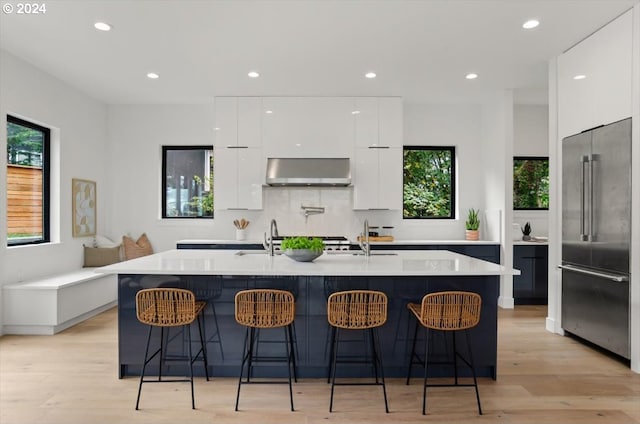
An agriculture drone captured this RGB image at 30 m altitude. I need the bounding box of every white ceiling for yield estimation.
[1,0,637,106]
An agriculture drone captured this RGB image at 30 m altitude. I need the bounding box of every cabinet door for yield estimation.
[238,97,262,148]
[513,246,534,298]
[378,97,403,147]
[354,97,378,148]
[213,147,238,209]
[557,42,596,139]
[214,97,238,147]
[262,97,354,158]
[237,148,263,209]
[353,148,379,209]
[214,148,263,210]
[533,246,549,299]
[592,10,632,127]
[377,148,402,209]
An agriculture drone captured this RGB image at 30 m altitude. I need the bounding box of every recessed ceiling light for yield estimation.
[465,73,478,80]
[522,19,540,29]
[248,71,260,78]
[146,72,159,79]
[94,22,112,31]
[265,110,273,114]
[352,110,361,115]
[214,127,220,131]
[573,74,587,80]
[365,72,377,79]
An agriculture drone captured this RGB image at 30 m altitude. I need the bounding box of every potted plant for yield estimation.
[521,222,532,241]
[280,236,325,262]
[465,209,480,241]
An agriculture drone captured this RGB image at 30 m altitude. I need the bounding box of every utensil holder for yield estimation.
[236,229,246,241]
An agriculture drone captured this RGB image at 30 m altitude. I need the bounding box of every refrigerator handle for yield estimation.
[580,155,588,241]
[558,264,628,282]
[588,154,595,241]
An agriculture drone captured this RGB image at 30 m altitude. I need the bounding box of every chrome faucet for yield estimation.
[358,219,371,256]
[266,218,279,256]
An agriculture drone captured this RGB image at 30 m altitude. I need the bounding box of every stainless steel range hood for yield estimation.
[266,158,351,186]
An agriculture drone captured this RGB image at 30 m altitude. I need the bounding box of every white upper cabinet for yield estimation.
[557,10,632,139]
[378,97,403,147]
[354,97,403,148]
[214,97,262,147]
[354,97,379,147]
[237,97,263,147]
[353,147,402,210]
[262,97,354,158]
[214,147,263,210]
[214,97,237,147]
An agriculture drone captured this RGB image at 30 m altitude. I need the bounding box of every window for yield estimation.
[403,146,455,219]
[513,156,549,210]
[6,115,50,246]
[162,146,214,218]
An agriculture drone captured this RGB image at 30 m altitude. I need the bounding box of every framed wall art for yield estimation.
[72,178,96,237]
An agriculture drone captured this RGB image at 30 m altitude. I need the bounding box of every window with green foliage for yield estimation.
[513,157,549,210]
[7,115,50,246]
[403,146,455,219]
[162,146,214,218]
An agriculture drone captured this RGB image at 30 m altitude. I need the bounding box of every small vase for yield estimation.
[465,230,479,241]
[522,235,531,241]
[236,229,246,241]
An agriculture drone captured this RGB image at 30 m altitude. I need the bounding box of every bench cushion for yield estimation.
[83,245,121,267]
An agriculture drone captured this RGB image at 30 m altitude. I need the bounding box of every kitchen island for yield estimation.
[97,249,518,380]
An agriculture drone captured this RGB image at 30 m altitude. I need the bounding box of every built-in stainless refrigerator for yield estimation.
[561,117,631,359]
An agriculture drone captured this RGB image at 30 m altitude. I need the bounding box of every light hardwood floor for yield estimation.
[1,306,638,424]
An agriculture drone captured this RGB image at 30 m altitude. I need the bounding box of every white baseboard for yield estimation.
[498,295,514,309]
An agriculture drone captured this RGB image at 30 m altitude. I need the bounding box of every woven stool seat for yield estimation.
[327,290,389,413]
[134,288,209,410]
[234,289,296,412]
[406,290,483,415]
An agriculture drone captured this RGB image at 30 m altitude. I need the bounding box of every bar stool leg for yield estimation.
[406,317,420,385]
[372,327,389,413]
[186,323,195,409]
[196,314,210,381]
[284,326,295,411]
[235,327,250,411]
[135,325,154,410]
[329,327,340,412]
[326,325,336,383]
[209,301,225,360]
[422,327,430,415]
[287,324,298,382]
[452,331,459,385]
[465,329,483,415]
[369,329,379,383]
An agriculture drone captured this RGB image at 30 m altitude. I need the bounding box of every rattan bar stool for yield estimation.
[134,288,209,410]
[406,291,483,415]
[234,289,296,412]
[327,290,389,413]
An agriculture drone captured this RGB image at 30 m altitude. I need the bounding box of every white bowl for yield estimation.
[282,249,323,262]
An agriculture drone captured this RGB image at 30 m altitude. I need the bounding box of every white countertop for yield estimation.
[176,239,500,245]
[513,240,549,246]
[97,249,519,277]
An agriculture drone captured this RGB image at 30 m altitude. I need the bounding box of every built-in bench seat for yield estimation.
[2,269,117,335]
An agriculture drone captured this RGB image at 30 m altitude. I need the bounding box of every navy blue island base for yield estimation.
[117,273,499,380]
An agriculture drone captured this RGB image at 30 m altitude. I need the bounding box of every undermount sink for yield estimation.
[234,250,271,256]
[326,251,398,256]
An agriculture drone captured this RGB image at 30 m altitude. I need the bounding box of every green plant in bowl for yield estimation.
[281,237,324,262]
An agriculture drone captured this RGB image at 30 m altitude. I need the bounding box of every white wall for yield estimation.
[0,50,109,333]
[513,104,550,237]
[107,101,493,250]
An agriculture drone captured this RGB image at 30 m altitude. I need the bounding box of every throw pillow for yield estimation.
[83,245,121,267]
[123,233,153,260]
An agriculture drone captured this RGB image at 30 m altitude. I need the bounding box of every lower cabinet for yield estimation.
[513,244,548,305]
